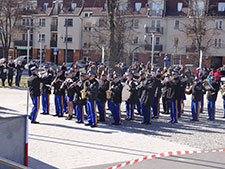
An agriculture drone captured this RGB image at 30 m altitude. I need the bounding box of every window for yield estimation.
[155,37,160,45]
[84,26,91,32]
[39,18,46,26]
[151,20,156,28]
[65,19,73,27]
[193,1,204,15]
[174,38,179,47]
[215,39,222,48]
[64,35,72,42]
[22,34,26,41]
[216,20,223,29]
[156,20,160,28]
[38,33,45,42]
[133,53,139,62]
[22,19,26,26]
[43,3,49,11]
[71,3,77,10]
[121,3,127,10]
[31,19,33,26]
[132,19,139,28]
[218,2,225,12]
[177,2,183,12]
[103,3,107,11]
[99,18,105,27]
[84,12,92,17]
[152,2,162,15]
[135,3,142,12]
[175,20,179,29]
[83,43,90,48]
[133,37,138,44]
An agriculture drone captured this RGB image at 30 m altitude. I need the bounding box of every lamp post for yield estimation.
[27,28,30,64]
[65,19,68,63]
[151,33,155,67]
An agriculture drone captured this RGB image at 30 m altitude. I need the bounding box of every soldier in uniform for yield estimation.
[7,60,15,87]
[161,74,170,114]
[72,72,86,123]
[178,74,188,117]
[61,71,75,120]
[166,71,180,123]
[96,71,109,122]
[190,77,204,121]
[28,67,42,124]
[107,68,114,113]
[136,71,146,115]
[140,73,156,124]
[85,72,99,127]
[110,74,123,125]
[125,72,138,120]
[152,69,162,119]
[15,61,24,87]
[207,76,220,120]
[41,66,52,115]
[51,69,65,117]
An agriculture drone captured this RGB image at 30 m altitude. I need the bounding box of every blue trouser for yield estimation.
[177,99,181,118]
[191,101,200,120]
[63,95,68,113]
[76,105,84,123]
[30,96,40,123]
[152,98,160,118]
[169,100,178,122]
[126,103,134,120]
[208,100,216,120]
[86,100,97,126]
[42,94,50,114]
[143,105,152,123]
[73,103,77,116]
[224,99,225,117]
[15,74,22,86]
[111,103,121,124]
[54,95,64,116]
[108,99,113,114]
[96,101,106,121]
[136,98,143,115]
[200,95,204,113]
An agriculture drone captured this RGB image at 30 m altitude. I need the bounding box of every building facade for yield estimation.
[11,0,225,68]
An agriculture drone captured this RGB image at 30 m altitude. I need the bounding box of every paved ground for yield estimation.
[0,87,225,169]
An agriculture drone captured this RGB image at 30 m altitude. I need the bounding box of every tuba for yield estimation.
[202,79,213,90]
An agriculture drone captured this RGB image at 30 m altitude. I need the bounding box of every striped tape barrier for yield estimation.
[108,148,225,169]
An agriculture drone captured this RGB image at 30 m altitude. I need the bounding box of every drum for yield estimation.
[122,83,131,101]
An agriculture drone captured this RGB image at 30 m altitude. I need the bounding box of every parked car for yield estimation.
[76,60,86,68]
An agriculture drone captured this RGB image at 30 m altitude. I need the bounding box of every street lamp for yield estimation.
[151,33,155,67]
[27,28,30,64]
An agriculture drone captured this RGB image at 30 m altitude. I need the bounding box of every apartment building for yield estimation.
[11,0,225,68]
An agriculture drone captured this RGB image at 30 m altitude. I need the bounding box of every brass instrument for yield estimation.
[81,82,86,99]
[202,79,213,90]
[185,86,193,95]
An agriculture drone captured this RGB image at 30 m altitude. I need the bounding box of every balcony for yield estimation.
[51,24,58,32]
[14,40,33,47]
[145,27,163,34]
[145,44,163,51]
[50,40,57,48]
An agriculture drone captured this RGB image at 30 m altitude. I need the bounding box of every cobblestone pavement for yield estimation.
[0,87,225,169]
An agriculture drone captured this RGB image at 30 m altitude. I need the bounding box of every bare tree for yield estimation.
[0,0,30,59]
[91,1,138,67]
[178,0,219,64]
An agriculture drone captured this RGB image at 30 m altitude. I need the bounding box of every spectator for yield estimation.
[15,61,24,87]
[7,59,15,87]
[28,60,38,76]
[0,61,8,87]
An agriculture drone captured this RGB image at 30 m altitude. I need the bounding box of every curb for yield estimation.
[108,148,225,169]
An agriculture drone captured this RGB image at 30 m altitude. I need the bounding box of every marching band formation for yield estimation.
[26,62,225,126]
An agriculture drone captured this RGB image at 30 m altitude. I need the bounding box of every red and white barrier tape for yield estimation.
[108,148,225,169]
